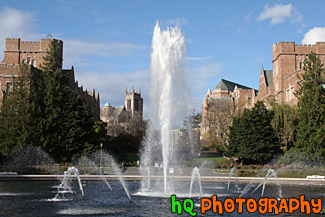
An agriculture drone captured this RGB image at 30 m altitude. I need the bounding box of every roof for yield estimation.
[214,79,254,91]
[264,70,273,87]
[104,102,111,107]
[112,106,124,119]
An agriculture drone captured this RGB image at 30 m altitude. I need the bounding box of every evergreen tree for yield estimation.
[226,101,282,164]
[29,39,98,162]
[270,100,298,151]
[294,53,325,160]
[0,64,31,157]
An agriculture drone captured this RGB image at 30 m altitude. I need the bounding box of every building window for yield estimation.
[134,100,139,111]
[127,100,131,110]
[32,59,36,67]
[299,62,303,69]
[6,82,13,94]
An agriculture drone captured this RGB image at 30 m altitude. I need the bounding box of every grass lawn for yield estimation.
[187,156,231,168]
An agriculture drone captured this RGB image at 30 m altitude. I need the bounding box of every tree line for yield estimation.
[0,39,106,163]
[203,53,325,165]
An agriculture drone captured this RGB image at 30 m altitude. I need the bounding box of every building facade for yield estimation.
[100,88,143,136]
[200,79,257,137]
[256,41,325,107]
[200,41,325,143]
[0,38,100,119]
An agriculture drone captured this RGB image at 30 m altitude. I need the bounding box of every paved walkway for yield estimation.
[122,167,228,177]
[0,166,324,185]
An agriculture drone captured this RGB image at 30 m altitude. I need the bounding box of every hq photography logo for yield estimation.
[170,195,322,216]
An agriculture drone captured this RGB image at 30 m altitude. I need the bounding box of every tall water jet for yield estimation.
[189,167,202,198]
[251,169,283,199]
[54,166,84,200]
[227,167,239,191]
[108,155,132,202]
[140,21,190,195]
[77,155,112,191]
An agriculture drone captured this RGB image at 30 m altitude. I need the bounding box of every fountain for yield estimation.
[140,21,191,195]
[52,153,131,202]
[86,151,131,202]
[54,166,84,200]
[77,155,113,191]
[189,167,202,198]
[251,169,283,199]
[227,167,239,191]
[0,21,324,217]
[106,154,132,202]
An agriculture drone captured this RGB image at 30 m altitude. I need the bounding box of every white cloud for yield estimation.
[0,7,43,60]
[238,27,248,33]
[257,4,302,25]
[190,63,224,76]
[0,7,37,37]
[188,62,224,111]
[63,39,144,67]
[298,24,308,35]
[223,21,232,27]
[75,68,149,108]
[0,7,147,112]
[61,39,147,110]
[244,12,254,23]
[301,27,325,44]
[187,56,211,61]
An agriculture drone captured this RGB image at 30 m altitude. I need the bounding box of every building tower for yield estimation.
[124,88,143,121]
[0,38,100,120]
[2,38,63,67]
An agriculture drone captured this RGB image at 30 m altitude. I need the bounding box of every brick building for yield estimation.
[0,38,100,119]
[200,41,325,142]
[256,41,325,107]
[200,79,257,137]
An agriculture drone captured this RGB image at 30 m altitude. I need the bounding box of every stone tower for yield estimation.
[2,38,63,67]
[0,38,100,120]
[256,41,325,106]
[124,88,143,121]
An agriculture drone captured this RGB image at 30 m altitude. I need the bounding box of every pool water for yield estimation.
[0,181,323,217]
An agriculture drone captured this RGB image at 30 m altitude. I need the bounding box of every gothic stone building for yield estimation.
[0,38,100,119]
[200,79,257,137]
[200,41,325,140]
[100,88,143,136]
[256,41,325,107]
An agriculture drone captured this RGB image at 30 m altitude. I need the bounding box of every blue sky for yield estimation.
[0,0,325,116]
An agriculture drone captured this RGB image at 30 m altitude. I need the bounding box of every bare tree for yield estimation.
[201,99,237,152]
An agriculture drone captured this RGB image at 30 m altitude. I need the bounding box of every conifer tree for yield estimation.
[29,39,97,162]
[0,64,31,157]
[294,53,325,160]
[226,101,282,164]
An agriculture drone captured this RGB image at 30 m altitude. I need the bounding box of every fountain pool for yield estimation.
[0,180,324,216]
